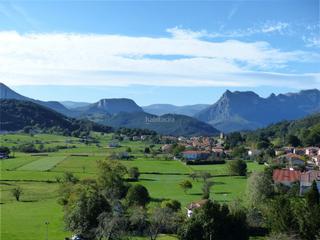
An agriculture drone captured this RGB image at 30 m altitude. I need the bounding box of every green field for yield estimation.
[0,133,265,240]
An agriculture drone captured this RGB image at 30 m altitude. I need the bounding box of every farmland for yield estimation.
[0,133,265,240]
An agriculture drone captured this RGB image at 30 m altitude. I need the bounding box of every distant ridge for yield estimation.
[143,104,209,117]
[0,83,75,117]
[87,111,219,136]
[77,98,143,115]
[195,89,320,132]
[2,82,319,134]
[0,99,112,134]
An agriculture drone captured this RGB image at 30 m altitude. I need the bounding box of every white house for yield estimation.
[187,199,208,217]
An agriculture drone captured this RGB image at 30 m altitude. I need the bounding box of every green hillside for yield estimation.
[0,99,113,136]
[245,113,320,146]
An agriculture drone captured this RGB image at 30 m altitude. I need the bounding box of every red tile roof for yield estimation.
[273,169,301,183]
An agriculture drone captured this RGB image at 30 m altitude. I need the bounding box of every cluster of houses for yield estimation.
[161,135,229,162]
[274,146,320,168]
[272,146,320,194]
[273,169,320,194]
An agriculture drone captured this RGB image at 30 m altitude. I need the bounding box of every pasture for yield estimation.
[0,133,265,240]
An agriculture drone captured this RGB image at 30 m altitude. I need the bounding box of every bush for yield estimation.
[161,200,181,212]
[228,160,247,176]
[11,186,23,201]
[179,180,192,194]
[128,167,140,181]
[126,184,150,207]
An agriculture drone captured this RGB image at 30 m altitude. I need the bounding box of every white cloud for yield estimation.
[303,36,320,48]
[167,22,291,40]
[0,30,319,88]
[260,22,289,34]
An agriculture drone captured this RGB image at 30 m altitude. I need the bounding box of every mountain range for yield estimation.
[196,89,320,132]
[0,83,74,117]
[0,83,219,136]
[1,83,319,134]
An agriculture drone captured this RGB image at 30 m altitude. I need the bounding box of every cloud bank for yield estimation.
[0,30,319,88]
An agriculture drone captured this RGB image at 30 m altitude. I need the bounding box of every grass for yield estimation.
[1,199,69,240]
[0,133,266,240]
[17,156,67,171]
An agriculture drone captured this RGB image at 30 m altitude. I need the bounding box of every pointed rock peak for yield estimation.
[224,89,232,95]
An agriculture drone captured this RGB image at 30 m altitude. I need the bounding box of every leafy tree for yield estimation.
[287,135,301,147]
[304,123,320,146]
[179,180,192,194]
[257,139,271,150]
[198,171,212,182]
[63,172,79,184]
[306,181,320,207]
[231,146,247,158]
[161,200,181,212]
[126,184,150,207]
[96,211,128,240]
[149,207,177,240]
[171,144,186,156]
[97,160,129,199]
[11,186,23,201]
[228,160,247,176]
[189,172,198,181]
[225,132,244,148]
[178,200,248,240]
[202,181,213,199]
[64,185,111,238]
[247,171,274,206]
[144,147,150,154]
[0,146,10,156]
[291,199,320,240]
[128,167,140,181]
[266,196,297,234]
[128,206,148,235]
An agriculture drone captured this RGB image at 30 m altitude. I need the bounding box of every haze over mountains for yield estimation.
[142,104,210,117]
[1,83,319,134]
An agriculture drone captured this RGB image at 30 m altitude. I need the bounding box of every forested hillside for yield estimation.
[0,99,113,136]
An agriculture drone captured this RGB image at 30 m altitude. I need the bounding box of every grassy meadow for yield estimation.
[0,133,265,240]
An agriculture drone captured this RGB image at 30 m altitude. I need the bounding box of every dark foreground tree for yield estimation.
[178,200,248,240]
[149,207,178,240]
[306,180,320,207]
[64,185,111,238]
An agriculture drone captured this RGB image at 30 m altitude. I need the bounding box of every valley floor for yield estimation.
[0,133,265,240]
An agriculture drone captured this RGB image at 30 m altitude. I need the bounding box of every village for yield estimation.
[108,131,320,198]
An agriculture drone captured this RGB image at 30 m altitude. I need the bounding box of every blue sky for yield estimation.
[0,0,319,105]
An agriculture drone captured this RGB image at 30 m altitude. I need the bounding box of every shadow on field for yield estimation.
[189,193,202,196]
[21,200,38,203]
[214,191,230,195]
[150,197,170,203]
[139,178,156,181]
[212,181,225,185]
